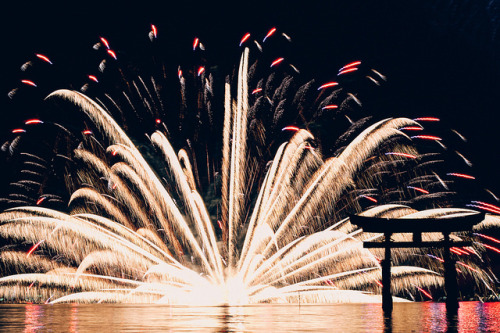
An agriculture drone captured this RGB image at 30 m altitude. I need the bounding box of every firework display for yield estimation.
[0,26,498,305]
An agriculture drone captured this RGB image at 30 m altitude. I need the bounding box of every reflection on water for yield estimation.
[0,302,499,332]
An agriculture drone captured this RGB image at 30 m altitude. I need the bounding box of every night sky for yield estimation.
[1,0,499,191]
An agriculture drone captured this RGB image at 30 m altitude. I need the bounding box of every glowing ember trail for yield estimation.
[340,61,361,70]
[151,25,158,38]
[338,68,358,75]
[88,75,98,83]
[36,54,53,64]
[318,82,339,90]
[475,233,500,244]
[27,240,45,257]
[107,50,117,60]
[413,117,440,122]
[100,37,110,49]
[240,33,251,46]
[385,152,417,159]
[21,80,37,87]
[457,262,479,273]
[471,201,500,214]
[427,254,445,263]
[467,204,500,214]
[25,119,44,125]
[400,126,423,131]
[481,243,500,254]
[281,126,300,131]
[411,135,442,141]
[270,58,284,67]
[416,287,433,300]
[447,173,475,180]
[407,186,429,194]
[360,195,378,203]
[197,66,205,76]
[263,27,277,42]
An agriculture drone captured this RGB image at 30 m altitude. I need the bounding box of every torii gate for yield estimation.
[350,211,485,315]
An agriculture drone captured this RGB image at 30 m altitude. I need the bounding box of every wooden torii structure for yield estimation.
[350,211,485,315]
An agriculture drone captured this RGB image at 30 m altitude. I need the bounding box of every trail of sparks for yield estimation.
[263,27,277,42]
[107,50,117,60]
[447,173,475,180]
[340,61,361,70]
[318,82,339,90]
[151,25,158,38]
[480,243,500,254]
[407,186,429,194]
[270,58,284,67]
[400,126,423,131]
[100,37,110,49]
[457,261,479,273]
[240,33,251,46]
[27,240,45,257]
[416,286,433,300]
[36,54,52,64]
[413,117,440,122]
[338,68,358,75]
[411,135,442,141]
[475,233,500,244]
[88,75,99,83]
[21,80,37,87]
[25,119,43,125]
[385,152,417,159]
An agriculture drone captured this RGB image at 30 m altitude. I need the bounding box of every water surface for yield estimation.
[0,301,499,332]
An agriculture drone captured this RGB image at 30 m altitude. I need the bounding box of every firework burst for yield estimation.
[0,25,499,305]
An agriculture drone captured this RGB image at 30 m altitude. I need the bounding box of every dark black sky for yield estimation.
[1,0,500,190]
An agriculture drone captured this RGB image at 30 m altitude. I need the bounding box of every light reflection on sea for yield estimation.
[0,301,499,332]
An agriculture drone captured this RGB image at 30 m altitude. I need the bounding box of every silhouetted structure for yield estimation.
[350,212,485,315]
